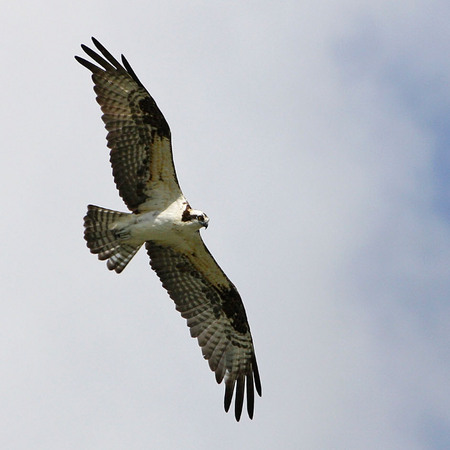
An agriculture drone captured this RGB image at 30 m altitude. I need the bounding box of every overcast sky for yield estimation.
[1,1,449,449]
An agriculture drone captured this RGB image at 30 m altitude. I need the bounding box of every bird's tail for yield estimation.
[83,204,141,273]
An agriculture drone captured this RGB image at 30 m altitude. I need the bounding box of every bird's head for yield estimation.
[182,208,209,229]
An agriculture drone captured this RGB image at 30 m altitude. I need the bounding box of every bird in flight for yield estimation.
[76,38,261,421]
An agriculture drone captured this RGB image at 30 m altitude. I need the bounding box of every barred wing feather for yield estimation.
[146,238,261,420]
[76,38,181,212]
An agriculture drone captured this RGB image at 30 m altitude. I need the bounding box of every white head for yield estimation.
[182,207,209,229]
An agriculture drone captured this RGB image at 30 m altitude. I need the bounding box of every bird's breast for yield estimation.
[123,208,190,245]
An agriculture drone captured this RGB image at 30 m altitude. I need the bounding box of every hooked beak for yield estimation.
[201,217,209,229]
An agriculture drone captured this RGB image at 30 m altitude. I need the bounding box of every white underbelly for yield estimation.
[126,211,177,242]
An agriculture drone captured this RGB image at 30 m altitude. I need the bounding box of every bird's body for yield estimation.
[102,199,205,247]
[76,38,261,421]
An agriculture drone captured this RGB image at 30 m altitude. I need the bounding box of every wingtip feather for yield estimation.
[246,372,255,419]
[234,375,245,421]
[252,353,262,397]
[224,381,234,413]
[121,54,144,87]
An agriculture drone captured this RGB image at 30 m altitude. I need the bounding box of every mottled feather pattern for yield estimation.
[75,39,178,212]
[146,241,261,420]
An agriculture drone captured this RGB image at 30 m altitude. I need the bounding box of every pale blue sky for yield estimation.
[1,1,449,449]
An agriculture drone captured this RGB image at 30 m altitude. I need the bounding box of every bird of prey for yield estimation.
[76,38,261,421]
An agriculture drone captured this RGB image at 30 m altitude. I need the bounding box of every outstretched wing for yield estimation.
[76,38,181,212]
[146,237,262,421]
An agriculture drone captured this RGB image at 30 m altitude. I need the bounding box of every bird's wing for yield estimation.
[146,236,262,421]
[76,38,181,212]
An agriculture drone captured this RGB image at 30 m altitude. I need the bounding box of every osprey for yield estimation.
[76,38,261,421]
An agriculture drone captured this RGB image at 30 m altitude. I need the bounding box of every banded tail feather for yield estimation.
[83,205,141,273]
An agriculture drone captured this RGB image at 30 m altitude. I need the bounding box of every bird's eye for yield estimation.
[198,215,204,222]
